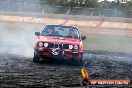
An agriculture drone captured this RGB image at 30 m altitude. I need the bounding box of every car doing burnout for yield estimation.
[34,25,86,63]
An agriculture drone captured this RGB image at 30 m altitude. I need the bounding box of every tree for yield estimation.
[39,0,98,7]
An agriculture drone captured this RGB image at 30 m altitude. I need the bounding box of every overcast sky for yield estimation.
[98,0,115,2]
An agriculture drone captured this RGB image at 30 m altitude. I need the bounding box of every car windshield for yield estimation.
[41,25,80,39]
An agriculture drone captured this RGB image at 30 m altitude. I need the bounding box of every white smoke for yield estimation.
[0,22,44,57]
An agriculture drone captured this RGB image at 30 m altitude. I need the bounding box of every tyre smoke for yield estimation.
[0,22,43,57]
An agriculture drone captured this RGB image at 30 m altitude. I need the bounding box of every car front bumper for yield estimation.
[34,48,83,60]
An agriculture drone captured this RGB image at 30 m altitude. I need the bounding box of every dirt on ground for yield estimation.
[0,51,132,88]
[0,21,132,88]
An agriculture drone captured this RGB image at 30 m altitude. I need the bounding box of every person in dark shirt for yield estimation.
[42,28,58,36]
[47,28,55,35]
[67,29,76,38]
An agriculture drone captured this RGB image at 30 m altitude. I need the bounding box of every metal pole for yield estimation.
[42,8,45,15]
[50,7,52,13]
[115,7,117,16]
[66,6,70,15]
[91,11,93,16]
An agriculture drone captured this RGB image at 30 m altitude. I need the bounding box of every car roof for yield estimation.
[46,24,78,30]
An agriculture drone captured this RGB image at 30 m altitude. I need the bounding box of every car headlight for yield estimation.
[44,43,48,47]
[74,45,79,50]
[69,45,73,49]
[38,42,43,47]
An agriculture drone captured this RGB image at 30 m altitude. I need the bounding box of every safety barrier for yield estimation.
[0,15,132,30]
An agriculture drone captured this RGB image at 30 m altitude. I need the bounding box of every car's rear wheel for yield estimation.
[33,52,40,63]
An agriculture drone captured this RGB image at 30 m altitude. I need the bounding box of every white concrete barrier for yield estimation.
[0,15,132,30]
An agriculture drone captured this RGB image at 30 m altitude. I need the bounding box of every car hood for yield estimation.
[36,36,81,45]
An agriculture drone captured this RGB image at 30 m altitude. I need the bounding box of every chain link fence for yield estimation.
[0,0,132,18]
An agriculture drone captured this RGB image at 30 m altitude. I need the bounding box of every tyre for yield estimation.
[79,59,83,65]
[33,52,40,63]
[77,59,83,66]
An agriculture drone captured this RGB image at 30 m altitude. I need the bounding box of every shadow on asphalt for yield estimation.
[35,58,83,67]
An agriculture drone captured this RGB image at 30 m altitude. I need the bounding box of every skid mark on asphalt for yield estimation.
[0,53,132,88]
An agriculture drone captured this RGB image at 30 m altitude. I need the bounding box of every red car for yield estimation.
[34,25,86,63]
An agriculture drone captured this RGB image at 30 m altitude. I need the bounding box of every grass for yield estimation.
[83,33,132,53]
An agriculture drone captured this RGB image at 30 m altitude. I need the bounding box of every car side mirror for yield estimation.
[35,32,40,36]
[81,36,86,40]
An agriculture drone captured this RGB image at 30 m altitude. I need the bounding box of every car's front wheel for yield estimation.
[33,52,40,63]
[78,59,83,65]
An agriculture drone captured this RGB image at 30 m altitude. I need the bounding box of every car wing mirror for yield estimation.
[81,35,86,40]
[35,32,40,36]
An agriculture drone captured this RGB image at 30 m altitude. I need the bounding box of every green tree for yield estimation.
[39,0,98,7]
